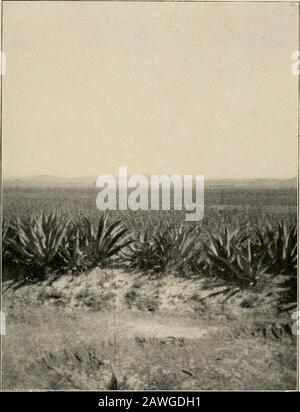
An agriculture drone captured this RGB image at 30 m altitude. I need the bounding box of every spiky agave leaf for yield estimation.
[120,222,172,273]
[94,215,133,265]
[255,222,297,309]
[120,222,201,275]
[256,222,297,276]
[204,226,267,293]
[235,240,268,285]
[8,211,70,279]
[58,217,95,274]
[205,226,238,272]
[2,219,13,264]
[120,224,166,272]
[161,223,203,274]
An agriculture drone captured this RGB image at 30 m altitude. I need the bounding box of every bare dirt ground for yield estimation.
[2,268,297,390]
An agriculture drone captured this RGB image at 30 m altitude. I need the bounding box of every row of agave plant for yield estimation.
[2,211,297,306]
[2,212,132,280]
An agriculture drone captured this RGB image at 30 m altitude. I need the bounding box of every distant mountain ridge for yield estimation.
[3,175,297,189]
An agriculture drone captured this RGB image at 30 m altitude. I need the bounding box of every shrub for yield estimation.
[255,222,297,308]
[94,215,132,265]
[120,222,202,275]
[255,222,297,277]
[58,217,95,274]
[59,215,132,273]
[8,212,69,280]
[203,226,268,298]
[2,219,13,265]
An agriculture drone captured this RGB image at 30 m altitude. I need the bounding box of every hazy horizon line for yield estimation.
[3,174,297,181]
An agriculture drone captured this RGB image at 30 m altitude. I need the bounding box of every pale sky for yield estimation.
[2,1,298,179]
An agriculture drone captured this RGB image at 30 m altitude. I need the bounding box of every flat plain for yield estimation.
[1,183,297,390]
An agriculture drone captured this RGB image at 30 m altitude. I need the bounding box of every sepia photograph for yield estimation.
[0,0,298,393]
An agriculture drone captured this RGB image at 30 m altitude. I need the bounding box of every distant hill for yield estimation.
[205,178,297,189]
[3,175,97,188]
[3,175,297,190]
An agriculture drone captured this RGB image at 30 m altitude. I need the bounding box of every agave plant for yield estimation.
[205,226,239,278]
[154,223,202,274]
[59,215,132,272]
[8,211,69,279]
[121,222,200,275]
[93,215,133,265]
[204,226,266,291]
[2,219,12,264]
[58,217,95,274]
[255,222,297,308]
[235,239,268,285]
[255,222,297,276]
[121,224,169,273]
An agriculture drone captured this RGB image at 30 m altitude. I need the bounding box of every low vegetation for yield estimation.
[2,210,297,309]
[2,187,297,390]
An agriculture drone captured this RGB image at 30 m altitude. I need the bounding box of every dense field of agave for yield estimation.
[2,186,297,310]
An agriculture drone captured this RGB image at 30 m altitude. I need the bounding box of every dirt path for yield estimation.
[1,269,297,390]
[2,301,296,391]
